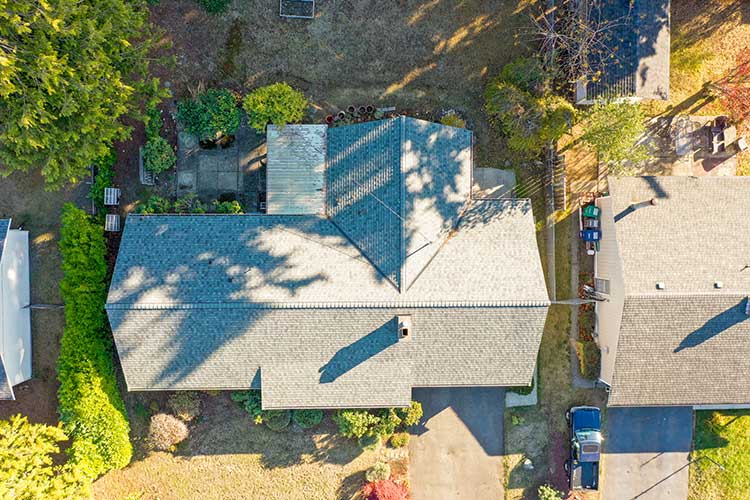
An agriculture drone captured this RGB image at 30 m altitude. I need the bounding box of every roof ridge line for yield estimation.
[105,299,552,310]
[628,291,750,298]
[398,114,406,294]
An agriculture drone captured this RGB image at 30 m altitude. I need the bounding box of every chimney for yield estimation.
[397,315,412,340]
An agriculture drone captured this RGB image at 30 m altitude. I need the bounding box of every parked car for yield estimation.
[565,406,601,491]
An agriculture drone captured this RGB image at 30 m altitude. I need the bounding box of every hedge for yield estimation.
[58,204,132,478]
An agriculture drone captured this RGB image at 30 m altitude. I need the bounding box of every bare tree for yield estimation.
[526,0,634,84]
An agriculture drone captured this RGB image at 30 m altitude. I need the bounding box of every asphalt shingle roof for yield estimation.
[606,176,750,406]
[585,0,670,101]
[107,120,548,408]
[609,295,750,406]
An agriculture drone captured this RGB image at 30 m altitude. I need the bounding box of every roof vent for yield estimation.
[656,282,666,290]
[631,198,659,211]
[714,281,723,289]
[398,315,412,340]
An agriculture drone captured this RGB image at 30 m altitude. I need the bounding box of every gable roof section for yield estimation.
[266,124,326,215]
[606,176,750,406]
[584,0,670,101]
[609,295,750,406]
[609,176,750,295]
[0,220,13,400]
[325,117,472,291]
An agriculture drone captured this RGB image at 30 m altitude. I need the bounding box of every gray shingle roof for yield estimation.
[584,0,670,101]
[326,117,473,290]
[107,306,547,407]
[609,176,750,295]
[606,176,750,406]
[609,295,750,406]
[108,120,548,409]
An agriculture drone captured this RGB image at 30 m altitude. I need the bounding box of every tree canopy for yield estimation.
[0,0,160,189]
[579,100,649,171]
[0,415,88,499]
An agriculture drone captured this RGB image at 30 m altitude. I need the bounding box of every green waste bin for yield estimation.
[582,205,600,218]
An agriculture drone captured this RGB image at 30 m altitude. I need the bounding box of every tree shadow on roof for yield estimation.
[674,298,747,353]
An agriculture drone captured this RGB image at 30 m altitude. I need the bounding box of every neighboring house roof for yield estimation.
[605,177,750,406]
[0,219,13,401]
[0,219,31,401]
[107,119,549,409]
[579,0,670,102]
[266,124,326,215]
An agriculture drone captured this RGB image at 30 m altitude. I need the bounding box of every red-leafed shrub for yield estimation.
[362,480,409,500]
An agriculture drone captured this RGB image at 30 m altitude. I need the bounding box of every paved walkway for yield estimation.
[410,387,505,500]
[602,407,692,500]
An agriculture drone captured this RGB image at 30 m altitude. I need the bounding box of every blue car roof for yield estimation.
[572,407,601,431]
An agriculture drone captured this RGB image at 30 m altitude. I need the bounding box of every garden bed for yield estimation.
[576,273,601,381]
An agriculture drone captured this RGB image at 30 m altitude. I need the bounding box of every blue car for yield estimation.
[565,406,601,490]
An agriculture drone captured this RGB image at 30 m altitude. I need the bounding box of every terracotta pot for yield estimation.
[325,115,335,124]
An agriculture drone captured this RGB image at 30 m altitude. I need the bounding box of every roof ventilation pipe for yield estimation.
[630,198,659,211]
[397,315,412,340]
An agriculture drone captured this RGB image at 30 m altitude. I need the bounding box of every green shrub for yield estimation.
[358,433,381,451]
[58,204,132,477]
[396,401,422,427]
[210,200,244,214]
[538,484,564,500]
[167,392,202,422]
[576,340,601,380]
[136,195,172,214]
[148,414,188,451]
[292,409,324,429]
[373,408,402,437]
[196,0,230,14]
[509,372,535,396]
[231,390,263,424]
[243,83,307,132]
[365,462,391,482]
[264,410,292,432]
[173,193,206,213]
[143,136,176,174]
[145,104,163,140]
[333,410,381,439]
[389,432,410,448]
[89,150,116,212]
[177,88,240,141]
[498,57,548,96]
[440,112,466,128]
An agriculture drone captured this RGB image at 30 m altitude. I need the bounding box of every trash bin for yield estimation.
[582,205,600,218]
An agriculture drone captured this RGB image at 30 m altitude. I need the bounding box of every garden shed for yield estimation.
[0,219,31,400]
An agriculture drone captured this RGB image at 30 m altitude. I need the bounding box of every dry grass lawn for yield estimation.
[93,393,385,500]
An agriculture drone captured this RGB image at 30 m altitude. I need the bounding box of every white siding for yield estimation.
[594,196,624,385]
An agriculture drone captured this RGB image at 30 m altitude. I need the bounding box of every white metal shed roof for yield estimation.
[266,124,326,215]
[0,221,31,400]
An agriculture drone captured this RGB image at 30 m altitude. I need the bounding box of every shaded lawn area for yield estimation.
[92,393,380,500]
[504,212,606,500]
[149,0,536,166]
[690,410,750,500]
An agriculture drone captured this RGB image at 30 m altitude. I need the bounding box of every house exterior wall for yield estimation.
[0,230,32,386]
[594,196,624,385]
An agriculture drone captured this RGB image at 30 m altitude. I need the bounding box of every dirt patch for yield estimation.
[147,0,533,166]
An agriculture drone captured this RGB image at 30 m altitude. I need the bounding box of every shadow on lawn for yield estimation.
[172,394,363,468]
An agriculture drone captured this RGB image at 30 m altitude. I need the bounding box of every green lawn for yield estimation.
[690,410,750,500]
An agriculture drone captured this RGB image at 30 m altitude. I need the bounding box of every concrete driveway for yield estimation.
[602,407,693,500]
[409,387,504,500]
